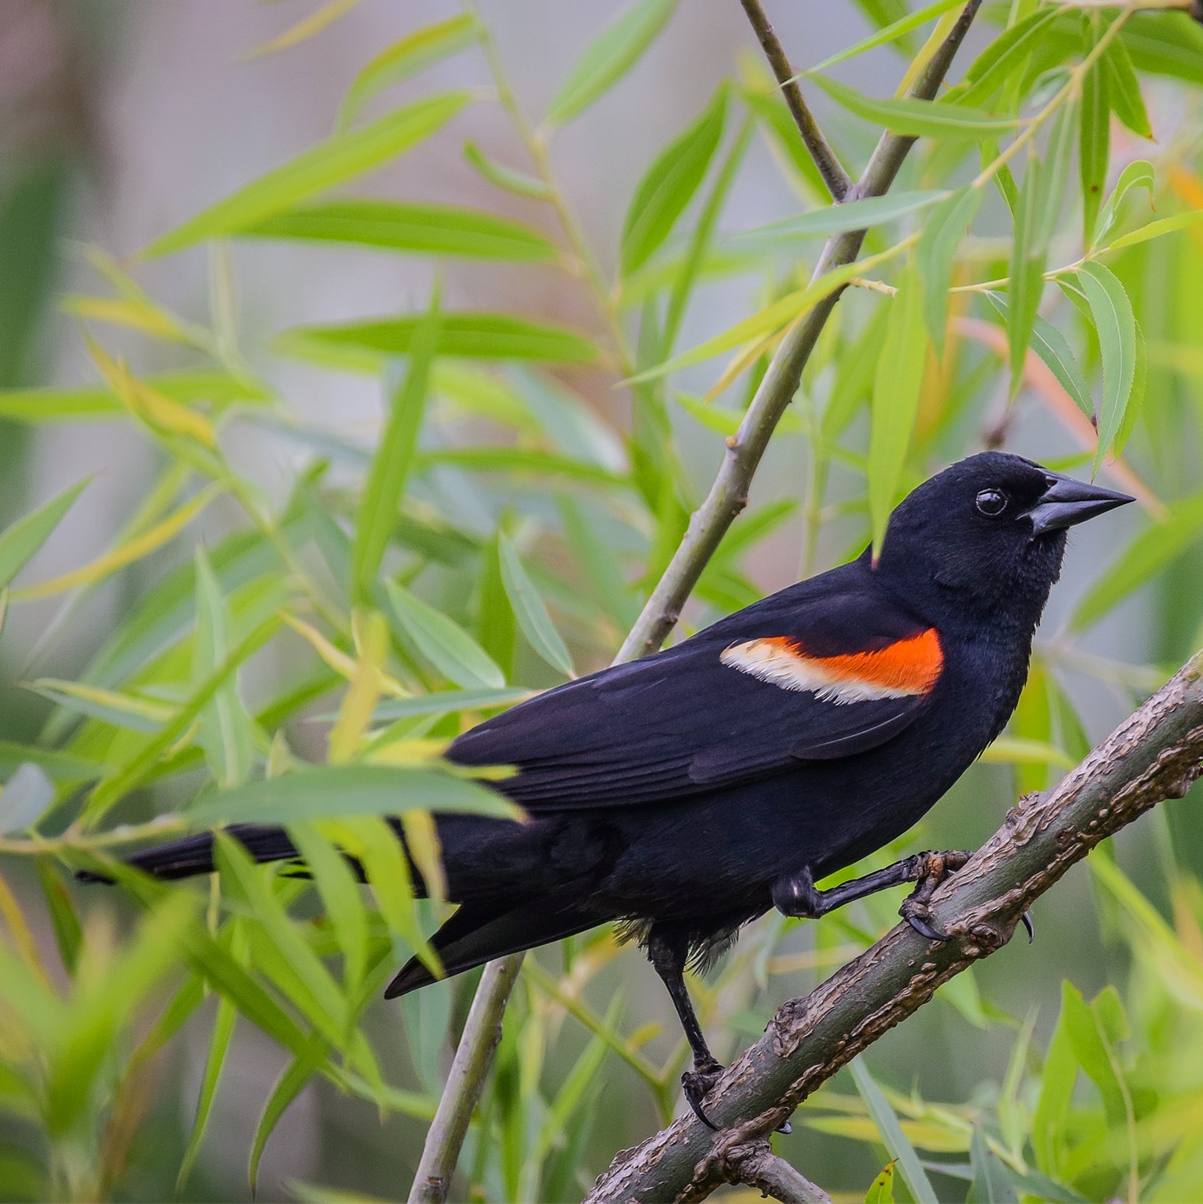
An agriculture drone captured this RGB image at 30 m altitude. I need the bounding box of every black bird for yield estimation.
[93,453,1132,1124]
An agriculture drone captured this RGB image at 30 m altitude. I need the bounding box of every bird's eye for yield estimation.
[975,488,1008,517]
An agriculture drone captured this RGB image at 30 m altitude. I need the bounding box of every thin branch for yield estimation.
[739,0,853,201]
[617,0,982,661]
[406,954,524,1204]
[584,652,1203,1204]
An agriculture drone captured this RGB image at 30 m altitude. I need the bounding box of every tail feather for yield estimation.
[384,898,601,998]
[77,823,297,882]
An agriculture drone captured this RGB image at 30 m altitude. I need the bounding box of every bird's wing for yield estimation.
[447,580,944,810]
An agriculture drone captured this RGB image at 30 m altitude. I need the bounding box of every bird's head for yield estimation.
[873,452,1134,627]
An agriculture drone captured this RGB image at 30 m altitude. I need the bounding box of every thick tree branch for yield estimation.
[584,652,1203,1204]
[617,0,982,661]
[738,0,853,201]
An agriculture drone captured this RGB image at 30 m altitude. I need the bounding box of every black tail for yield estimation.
[77,823,297,882]
[384,897,602,998]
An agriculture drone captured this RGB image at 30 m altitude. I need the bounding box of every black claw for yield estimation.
[904,910,951,941]
[1021,910,1035,943]
[681,1065,723,1130]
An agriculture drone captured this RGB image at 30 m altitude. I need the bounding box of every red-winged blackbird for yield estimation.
[90,452,1131,1123]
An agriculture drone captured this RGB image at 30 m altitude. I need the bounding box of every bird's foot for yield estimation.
[899,849,971,941]
[682,1059,724,1130]
[682,1060,792,1134]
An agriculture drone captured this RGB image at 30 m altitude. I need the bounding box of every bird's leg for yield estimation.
[772,850,973,939]
[647,930,724,1129]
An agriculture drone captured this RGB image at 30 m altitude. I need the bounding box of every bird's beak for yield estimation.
[1025,473,1135,536]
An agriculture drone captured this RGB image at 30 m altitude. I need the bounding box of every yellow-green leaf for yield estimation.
[0,478,88,590]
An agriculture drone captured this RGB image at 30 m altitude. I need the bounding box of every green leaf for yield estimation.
[352,288,440,602]
[850,1057,938,1204]
[869,263,927,558]
[1079,22,1110,248]
[1061,982,1127,1128]
[141,93,470,257]
[0,763,55,834]
[984,293,1093,420]
[241,199,557,262]
[0,477,88,589]
[1072,493,1203,629]
[1108,207,1203,252]
[368,687,530,722]
[546,0,678,126]
[812,0,965,71]
[960,8,1064,106]
[745,189,947,242]
[338,15,480,129]
[1121,12,1203,83]
[917,186,981,353]
[463,142,552,199]
[1094,159,1154,247]
[177,989,237,1192]
[0,741,101,781]
[1007,154,1048,399]
[620,86,727,276]
[194,546,254,789]
[1077,261,1136,472]
[280,312,597,365]
[1102,36,1152,138]
[385,579,505,690]
[807,72,1020,138]
[966,1127,1018,1204]
[0,369,270,423]
[1032,986,1080,1177]
[497,533,574,678]
[186,764,519,826]
[864,1161,896,1204]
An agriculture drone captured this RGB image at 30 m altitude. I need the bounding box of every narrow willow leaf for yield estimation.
[812,0,964,71]
[194,546,254,788]
[0,370,270,424]
[744,189,946,242]
[1007,154,1047,400]
[1072,493,1203,630]
[338,14,479,128]
[869,264,927,558]
[1032,100,1077,256]
[620,86,726,276]
[327,609,390,762]
[917,186,981,354]
[545,0,678,126]
[0,478,88,590]
[385,580,504,690]
[249,1041,330,1195]
[1103,36,1152,139]
[352,286,440,602]
[1095,159,1154,246]
[27,679,174,731]
[176,987,237,1192]
[865,1161,897,1204]
[280,312,597,365]
[967,1127,1018,1204]
[1121,13,1203,83]
[250,0,364,59]
[89,339,217,448]
[807,72,1019,137]
[141,93,470,257]
[12,485,221,601]
[497,533,574,678]
[0,742,101,781]
[242,199,557,262]
[1061,983,1127,1127]
[463,142,551,199]
[631,246,904,383]
[960,8,1063,106]
[399,809,446,902]
[1078,261,1136,472]
[369,687,529,722]
[984,292,1094,420]
[741,83,826,199]
[850,1058,938,1204]
[186,764,519,826]
[0,764,56,834]
[1108,207,1203,252]
[1079,22,1111,248]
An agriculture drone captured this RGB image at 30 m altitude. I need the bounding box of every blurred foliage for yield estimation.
[1,1,1203,1201]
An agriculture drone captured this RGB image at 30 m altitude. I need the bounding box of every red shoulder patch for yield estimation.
[720,628,943,703]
